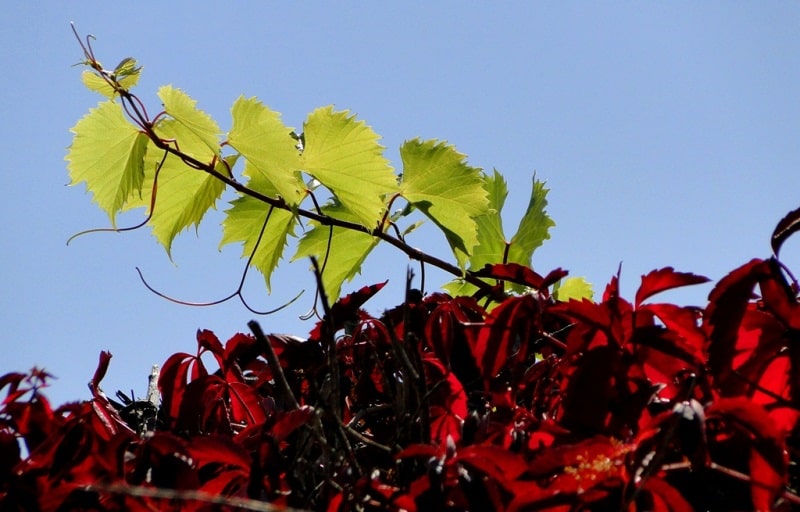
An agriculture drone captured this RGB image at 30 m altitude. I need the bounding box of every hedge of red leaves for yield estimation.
[3,256,800,511]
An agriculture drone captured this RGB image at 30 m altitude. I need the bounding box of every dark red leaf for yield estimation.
[396,443,439,460]
[771,205,800,256]
[270,406,315,441]
[638,303,706,365]
[635,267,710,308]
[757,257,800,330]
[310,281,387,339]
[90,351,112,397]
[706,397,788,507]
[474,263,567,291]
[639,477,693,512]
[705,259,764,380]
[197,329,225,370]
[474,294,540,381]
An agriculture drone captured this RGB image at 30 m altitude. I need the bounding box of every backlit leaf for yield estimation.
[81,58,141,98]
[301,106,398,228]
[67,100,149,226]
[220,193,296,293]
[507,177,555,266]
[292,202,381,301]
[400,139,488,269]
[158,85,221,158]
[554,276,594,302]
[126,121,227,256]
[635,267,710,308]
[227,96,305,203]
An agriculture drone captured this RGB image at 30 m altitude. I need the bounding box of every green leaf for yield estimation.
[301,107,398,228]
[442,171,555,295]
[220,194,296,293]
[67,100,149,226]
[126,120,227,256]
[470,170,510,268]
[227,96,304,203]
[81,58,141,98]
[158,86,221,158]
[507,177,555,265]
[292,203,381,301]
[553,276,594,301]
[399,139,489,269]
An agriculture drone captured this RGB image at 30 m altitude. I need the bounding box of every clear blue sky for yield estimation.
[2,3,800,406]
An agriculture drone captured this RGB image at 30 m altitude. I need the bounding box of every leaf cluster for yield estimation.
[66,43,566,307]
[5,255,800,510]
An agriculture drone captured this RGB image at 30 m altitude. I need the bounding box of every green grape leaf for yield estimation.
[507,177,555,265]
[470,169,510,268]
[227,96,304,203]
[292,203,381,301]
[301,106,398,228]
[220,193,296,293]
[113,57,141,80]
[442,171,555,295]
[399,139,489,270]
[125,120,227,256]
[158,86,221,159]
[81,58,141,98]
[67,100,149,226]
[553,276,594,301]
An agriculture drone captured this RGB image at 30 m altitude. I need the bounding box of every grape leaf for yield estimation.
[301,106,398,228]
[81,57,142,98]
[553,276,594,302]
[470,169,510,268]
[227,96,304,203]
[442,171,556,294]
[292,203,381,301]
[158,86,221,159]
[220,193,296,293]
[125,121,228,256]
[400,139,489,269]
[507,177,555,265]
[67,100,149,226]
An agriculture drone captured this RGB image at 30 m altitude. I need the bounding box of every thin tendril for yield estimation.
[134,206,303,315]
[67,149,167,245]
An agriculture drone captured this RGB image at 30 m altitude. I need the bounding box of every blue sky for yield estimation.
[2,3,800,406]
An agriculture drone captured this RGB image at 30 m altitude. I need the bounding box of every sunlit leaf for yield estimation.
[67,100,149,226]
[302,106,398,228]
[507,176,555,266]
[228,96,305,203]
[158,85,221,158]
[126,121,228,256]
[220,193,296,293]
[81,58,141,98]
[293,202,382,301]
[400,138,488,269]
[553,276,594,302]
[635,267,710,308]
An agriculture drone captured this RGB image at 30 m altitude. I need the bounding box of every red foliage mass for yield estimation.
[3,258,800,510]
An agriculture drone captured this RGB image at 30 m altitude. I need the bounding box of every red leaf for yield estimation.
[706,397,788,508]
[90,351,112,397]
[771,205,800,256]
[639,477,693,512]
[474,263,567,291]
[635,267,710,308]
[638,303,706,365]
[270,406,315,441]
[705,259,764,380]
[197,329,225,370]
[310,281,387,339]
[757,257,800,330]
[474,295,540,381]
